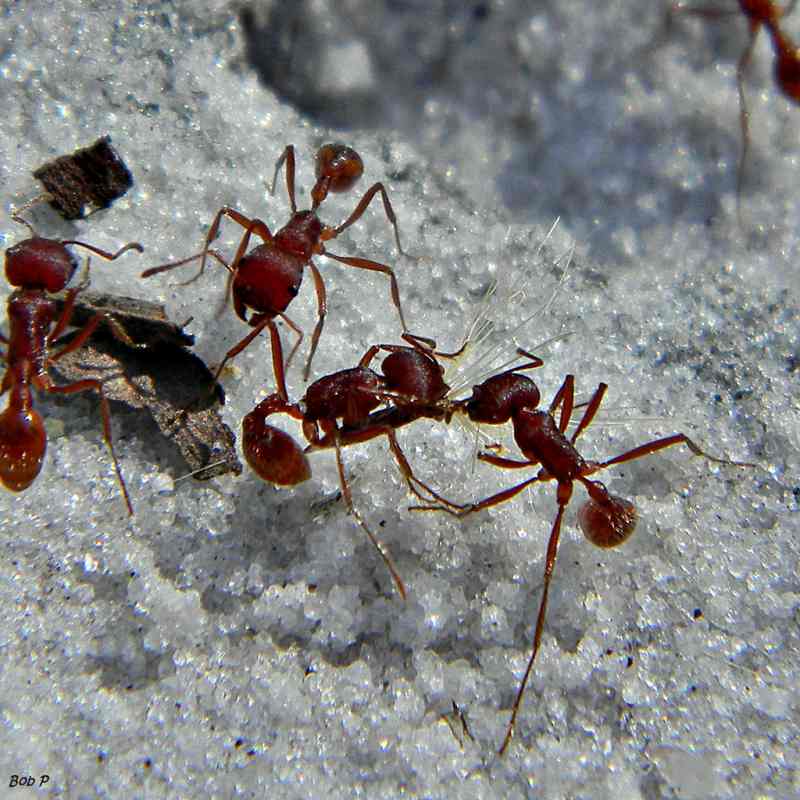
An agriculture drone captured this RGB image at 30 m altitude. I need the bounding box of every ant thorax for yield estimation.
[5,292,57,373]
[302,367,384,425]
[274,211,324,260]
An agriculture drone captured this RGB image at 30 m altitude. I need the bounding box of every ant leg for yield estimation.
[357,336,437,368]
[358,344,382,369]
[141,248,230,281]
[568,383,608,444]
[277,312,304,374]
[212,316,287,397]
[47,284,84,344]
[508,348,545,373]
[441,700,474,747]
[395,331,474,362]
[48,312,143,364]
[412,473,545,517]
[302,261,328,381]
[317,422,464,511]
[43,376,133,515]
[200,211,272,283]
[481,348,546,382]
[357,335,437,365]
[266,318,289,402]
[477,452,537,470]
[403,332,437,351]
[547,374,576,433]
[383,428,466,509]
[47,262,139,351]
[589,432,755,472]
[211,208,271,241]
[323,251,408,332]
[735,21,761,225]
[64,240,143,261]
[142,208,272,283]
[499,486,571,756]
[322,182,406,255]
[332,432,407,600]
[11,202,49,234]
[270,145,297,212]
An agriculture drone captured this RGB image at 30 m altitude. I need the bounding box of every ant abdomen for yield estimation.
[381,350,448,405]
[467,373,541,425]
[242,399,310,487]
[315,143,364,194]
[0,404,47,492]
[578,493,637,549]
[232,245,304,318]
[303,367,383,425]
[5,238,78,292]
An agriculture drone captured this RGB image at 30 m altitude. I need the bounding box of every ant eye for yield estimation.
[315,143,364,193]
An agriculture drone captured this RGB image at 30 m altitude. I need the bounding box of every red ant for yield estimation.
[0,214,143,513]
[675,1,800,219]
[142,143,409,390]
[241,331,546,599]
[410,370,754,754]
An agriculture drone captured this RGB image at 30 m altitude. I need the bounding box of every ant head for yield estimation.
[5,237,78,292]
[381,349,448,404]
[311,144,364,206]
[578,491,637,549]
[0,406,47,492]
[466,373,541,424]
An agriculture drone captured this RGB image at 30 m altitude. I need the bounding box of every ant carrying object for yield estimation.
[411,370,755,755]
[241,332,467,600]
[142,142,410,388]
[674,1,800,220]
[241,330,547,600]
[0,214,143,513]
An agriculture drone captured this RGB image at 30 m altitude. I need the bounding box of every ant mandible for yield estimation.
[142,143,409,389]
[0,214,143,513]
[412,370,754,754]
[675,1,800,219]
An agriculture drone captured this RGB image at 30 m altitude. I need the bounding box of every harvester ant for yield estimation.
[0,214,143,513]
[241,333,466,599]
[675,1,800,219]
[142,142,409,388]
[411,370,755,754]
